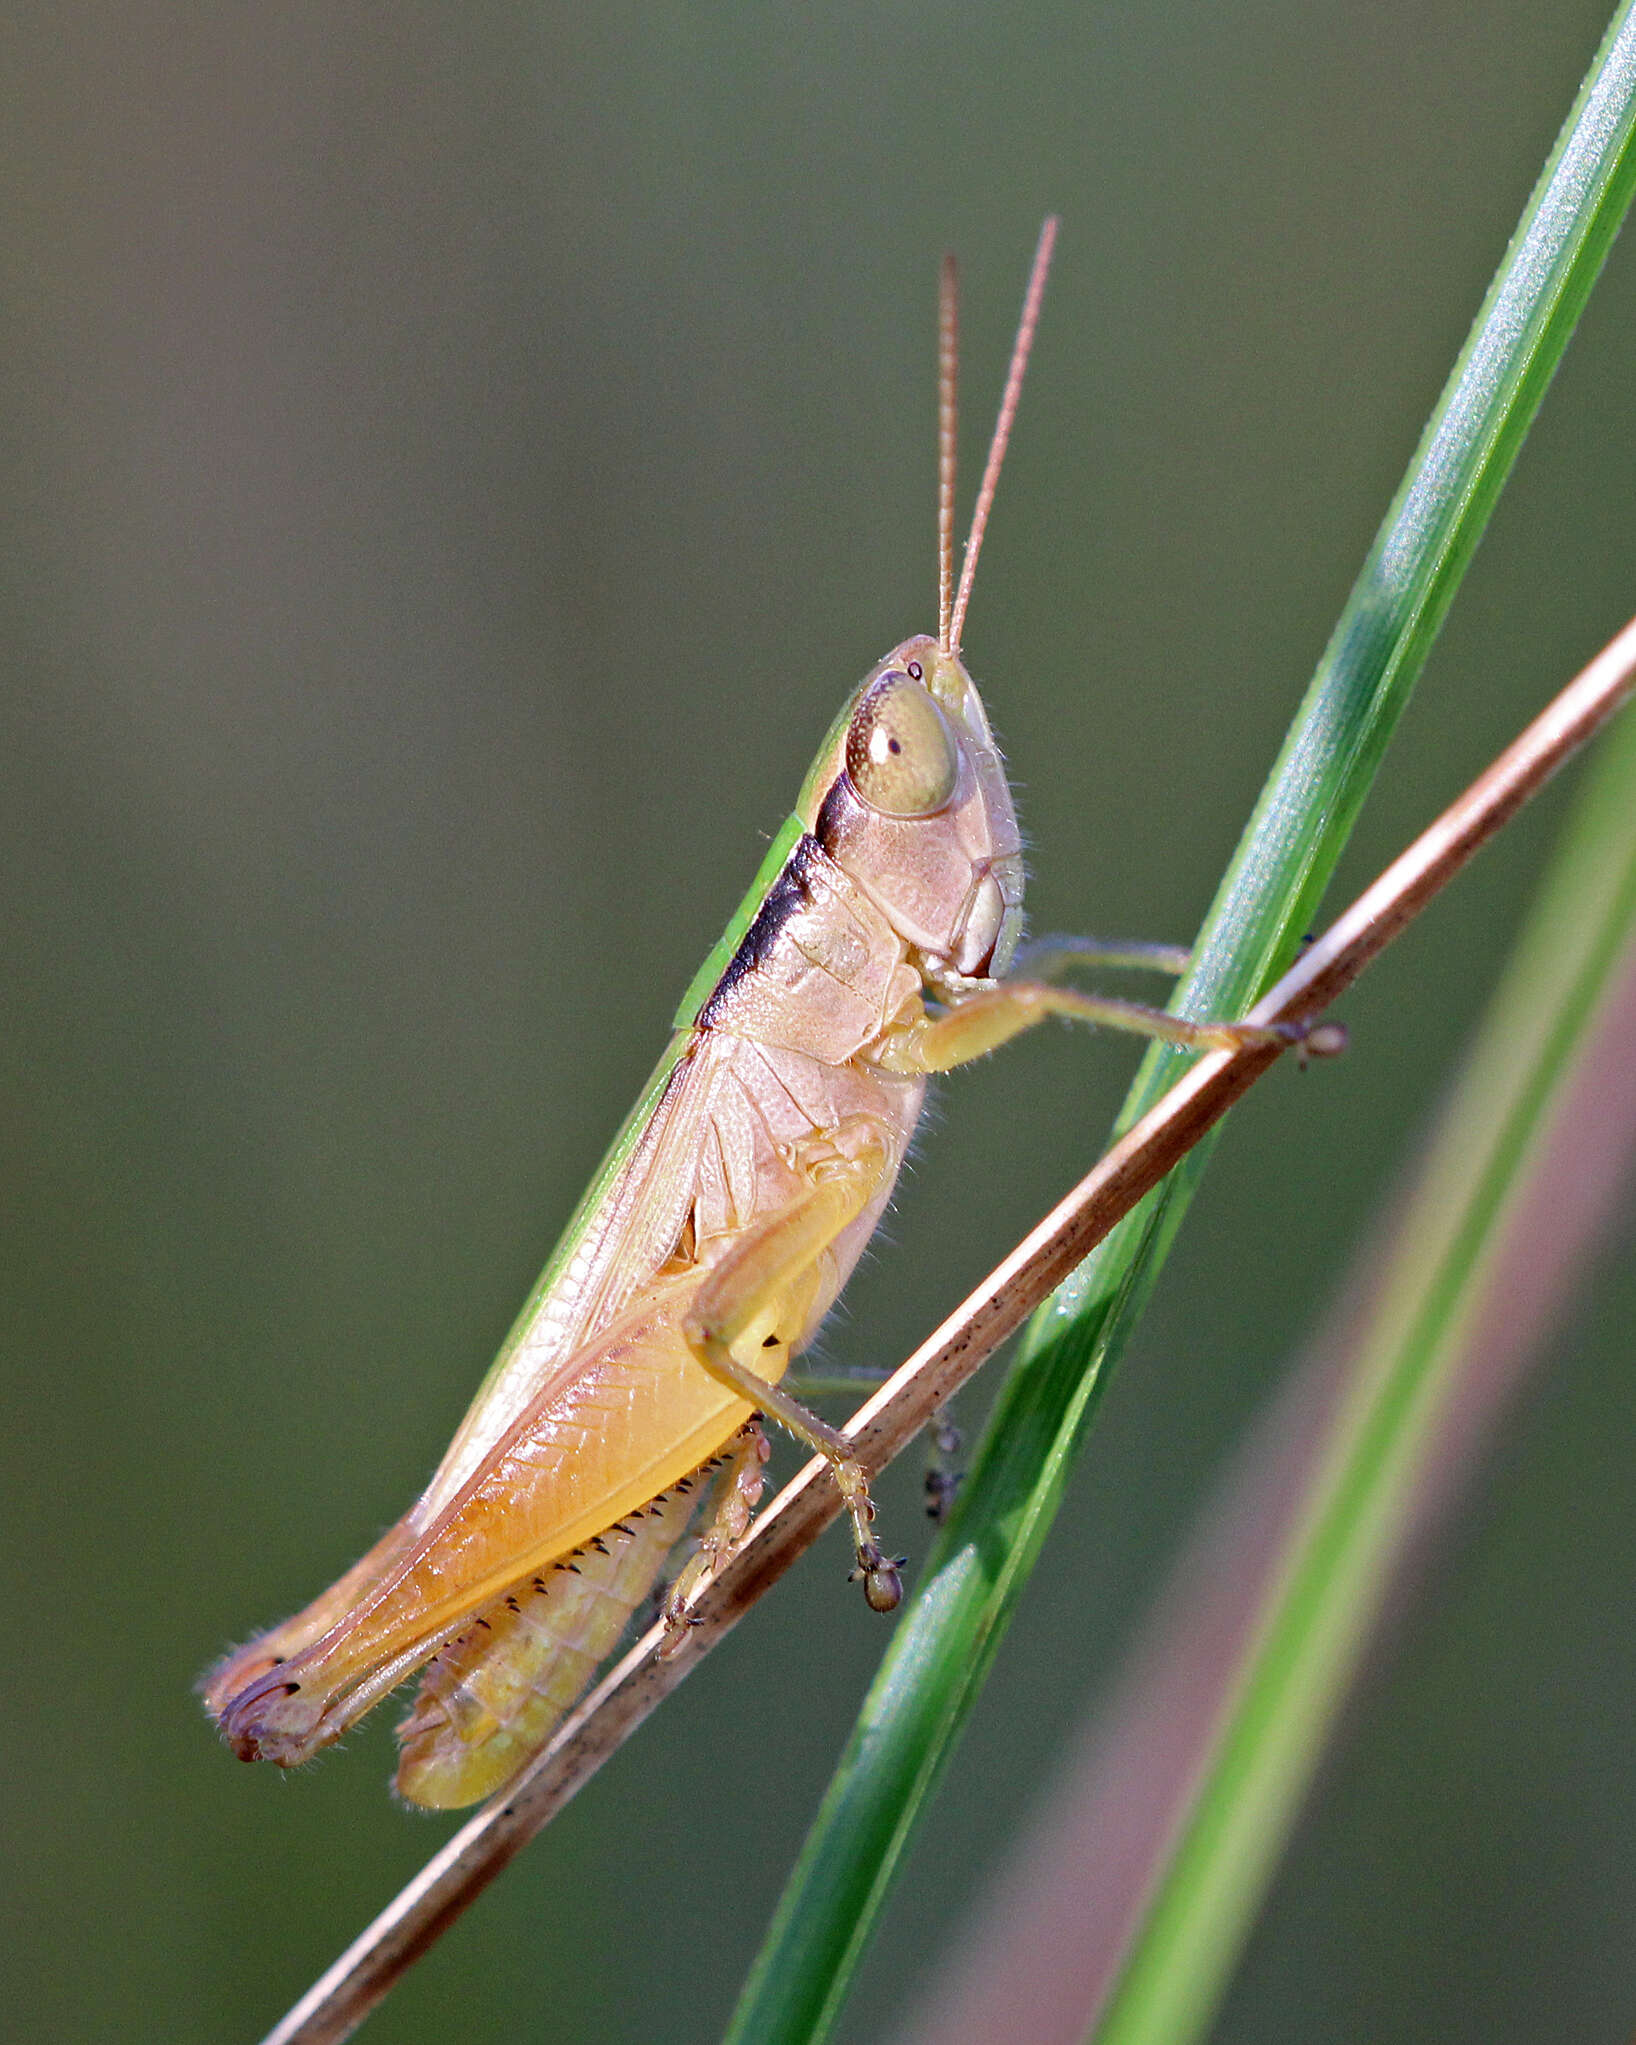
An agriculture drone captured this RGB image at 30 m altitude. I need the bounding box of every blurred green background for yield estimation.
[6,6,1636,2041]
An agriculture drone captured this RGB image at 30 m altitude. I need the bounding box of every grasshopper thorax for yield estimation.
[797,634,1024,981]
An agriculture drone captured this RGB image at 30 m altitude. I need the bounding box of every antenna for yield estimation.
[947,216,1058,656]
[937,253,959,652]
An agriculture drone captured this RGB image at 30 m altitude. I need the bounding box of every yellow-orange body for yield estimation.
[207,633,1029,1804]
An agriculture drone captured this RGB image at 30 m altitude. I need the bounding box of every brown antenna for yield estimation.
[937,253,959,652]
[947,216,1058,656]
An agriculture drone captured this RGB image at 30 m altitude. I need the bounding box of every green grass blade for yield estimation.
[724,10,1636,2042]
[1091,686,1636,2045]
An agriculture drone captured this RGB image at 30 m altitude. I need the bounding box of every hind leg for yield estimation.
[659,1422,771,1649]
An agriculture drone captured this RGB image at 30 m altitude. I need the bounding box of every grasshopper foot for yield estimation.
[657,1600,704,1661]
[831,1459,903,1610]
[1276,1018,1348,1064]
[851,1542,906,1613]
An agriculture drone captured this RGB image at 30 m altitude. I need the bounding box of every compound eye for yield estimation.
[844,672,960,817]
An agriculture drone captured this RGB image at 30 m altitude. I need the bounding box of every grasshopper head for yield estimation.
[794,224,1059,983]
[798,633,1024,980]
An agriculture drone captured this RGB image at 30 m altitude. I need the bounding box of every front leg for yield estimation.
[876,977,1344,1074]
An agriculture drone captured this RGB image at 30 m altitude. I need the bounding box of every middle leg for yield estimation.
[681,1116,906,1612]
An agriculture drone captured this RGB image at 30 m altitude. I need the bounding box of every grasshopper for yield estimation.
[204,220,1337,1808]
